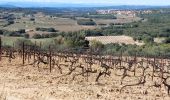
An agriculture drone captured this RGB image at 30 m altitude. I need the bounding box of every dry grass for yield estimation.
[1,13,141,33]
[86,35,144,45]
[95,16,141,25]
[154,37,165,43]
[2,16,96,32]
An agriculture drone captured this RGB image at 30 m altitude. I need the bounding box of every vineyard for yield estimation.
[0,37,170,99]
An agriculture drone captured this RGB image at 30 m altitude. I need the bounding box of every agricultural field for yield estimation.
[94,16,141,25]
[86,35,144,45]
[0,36,23,46]
[0,36,54,46]
[0,12,141,34]
[0,47,170,100]
[2,15,96,32]
[0,6,170,100]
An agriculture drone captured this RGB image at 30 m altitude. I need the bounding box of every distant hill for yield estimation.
[0,2,170,9]
[0,4,16,8]
[98,5,170,10]
[0,2,102,8]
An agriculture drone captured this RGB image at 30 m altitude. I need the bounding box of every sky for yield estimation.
[0,0,170,6]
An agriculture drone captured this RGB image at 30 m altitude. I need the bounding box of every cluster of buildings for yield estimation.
[96,9,153,17]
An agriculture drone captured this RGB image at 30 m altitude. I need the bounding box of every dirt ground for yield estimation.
[0,56,170,100]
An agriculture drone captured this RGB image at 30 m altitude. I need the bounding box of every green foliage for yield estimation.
[32,33,59,39]
[0,30,3,35]
[32,34,42,39]
[36,27,58,32]
[81,12,170,45]
[77,19,96,26]
[3,31,23,37]
[24,34,30,39]
[52,31,89,49]
[30,18,35,21]
[64,32,89,48]
[15,39,33,49]
[90,40,104,51]
[82,14,117,19]
[163,37,170,43]
[7,20,14,25]
[84,29,103,36]
[41,34,50,38]
[49,33,58,37]
[54,35,64,45]
[18,29,26,33]
[102,43,170,57]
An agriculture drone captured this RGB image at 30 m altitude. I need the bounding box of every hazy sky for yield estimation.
[1,0,170,5]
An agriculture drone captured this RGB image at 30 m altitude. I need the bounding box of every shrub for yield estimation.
[18,29,25,33]
[0,30,3,35]
[42,34,50,38]
[54,35,64,45]
[90,40,104,51]
[77,19,96,26]
[32,34,42,39]
[15,39,33,49]
[49,33,58,37]
[36,27,58,32]
[163,37,170,43]
[3,31,23,37]
[24,34,30,39]
[7,20,14,25]
[30,18,35,21]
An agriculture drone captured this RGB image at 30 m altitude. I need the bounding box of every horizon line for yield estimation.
[1,2,170,6]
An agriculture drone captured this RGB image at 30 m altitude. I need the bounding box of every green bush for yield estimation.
[54,35,64,45]
[24,34,30,39]
[3,31,23,37]
[90,40,104,51]
[0,30,3,35]
[30,18,35,21]
[15,39,33,49]
[77,19,96,26]
[163,37,170,43]
[18,29,26,33]
[36,27,58,32]
[32,34,42,39]
[7,20,14,25]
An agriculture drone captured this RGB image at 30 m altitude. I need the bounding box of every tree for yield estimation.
[18,29,26,33]
[15,39,33,49]
[54,35,64,45]
[0,30,3,35]
[163,37,170,43]
[90,40,104,51]
[36,27,57,32]
[32,34,42,39]
[30,18,35,21]
[7,20,14,25]
[77,19,96,26]
[24,34,30,39]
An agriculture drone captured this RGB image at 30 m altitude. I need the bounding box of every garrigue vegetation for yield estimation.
[1,37,170,96]
[35,27,58,32]
[81,14,117,19]
[1,6,170,99]
[77,19,96,26]
[0,8,170,58]
[80,12,170,44]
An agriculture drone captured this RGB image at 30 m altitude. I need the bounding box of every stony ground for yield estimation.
[0,57,170,100]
